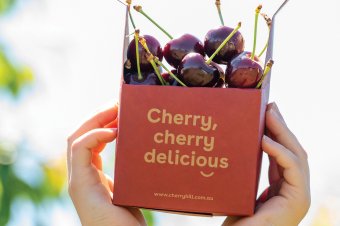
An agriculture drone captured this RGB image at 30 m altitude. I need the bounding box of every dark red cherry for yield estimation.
[163,34,205,68]
[210,61,225,88]
[177,53,220,87]
[204,26,244,65]
[123,59,133,82]
[124,71,161,85]
[124,59,163,85]
[127,35,163,72]
[210,61,225,79]
[161,69,178,86]
[226,51,263,88]
[214,77,225,88]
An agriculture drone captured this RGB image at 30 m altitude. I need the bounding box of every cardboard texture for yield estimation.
[113,2,280,215]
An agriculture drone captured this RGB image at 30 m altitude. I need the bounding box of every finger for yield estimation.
[265,108,284,185]
[69,104,118,142]
[262,135,305,188]
[266,103,307,160]
[268,156,283,184]
[267,102,286,124]
[104,117,118,129]
[71,128,117,171]
[98,171,112,195]
[67,104,118,177]
[256,179,283,205]
[92,143,106,154]
[222,216,242,226]
[128,208,147,226]
[105,174,114,192]
[268,179,283,198]
[92,153,102,170]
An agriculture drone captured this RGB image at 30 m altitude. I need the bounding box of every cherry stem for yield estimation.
[139,37,166,85]
[134,30,142,80]
[215,0,225,26]
[115,0,127,6]
[133,5,173,40]
[128,5,137,30]
[206,22,241,65]
[149,56,166,85]
[256,59,274,88]
[258,13,272,58]
[154,58,187,87]
[251,5,262,61]
[258,35,269,58]
[125,31,135,38]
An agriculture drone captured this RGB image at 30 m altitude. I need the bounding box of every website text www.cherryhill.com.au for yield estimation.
[154,192,214,201]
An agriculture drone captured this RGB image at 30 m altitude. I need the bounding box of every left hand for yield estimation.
[67,104,146,226]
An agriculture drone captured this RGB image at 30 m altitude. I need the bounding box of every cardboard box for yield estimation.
[113,7,274,216]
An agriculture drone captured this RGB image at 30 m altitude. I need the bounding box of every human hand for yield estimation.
[223,102,310,226]
[67,104,146,226]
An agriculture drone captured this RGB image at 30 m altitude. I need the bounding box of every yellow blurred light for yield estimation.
[311,207,334,226]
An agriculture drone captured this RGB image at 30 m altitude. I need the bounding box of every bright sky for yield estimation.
[1,0,340,225]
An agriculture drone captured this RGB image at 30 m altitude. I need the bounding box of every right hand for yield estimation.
[223,102,311,226]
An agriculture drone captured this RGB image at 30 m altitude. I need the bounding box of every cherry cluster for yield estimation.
[123,0,273,89]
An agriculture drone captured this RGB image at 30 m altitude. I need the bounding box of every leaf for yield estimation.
[0,0,17,15]
[40,157,67,197]
[142,209,155,226]
[0,165,11,226]
[0,47,34,97]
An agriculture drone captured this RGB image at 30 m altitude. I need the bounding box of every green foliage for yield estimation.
[0,165,10,226]
[0,145,67,226]
[0,49,34,97]
[0,0,16,15]
[0,2,71,225]
[0,3,155,226]
[142,209,155,226]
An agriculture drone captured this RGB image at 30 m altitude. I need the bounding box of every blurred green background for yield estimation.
[0,1,154,225]
[1,0,340,225]
[1,1,65,225]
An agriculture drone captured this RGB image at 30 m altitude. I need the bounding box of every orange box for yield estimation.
[113,8,274,216]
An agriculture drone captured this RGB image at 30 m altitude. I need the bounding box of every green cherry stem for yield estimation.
[215,0,225,26]
[115,0,127,6]
[128,6,137,29]
[139,37,166,85]
[122,0,137,30]
[258,13,272,58]
[148,55,166,85]
[154,58,187,87]
[258,37,269,58]
[256,59,274,89]
[134,30,142,80]
[133,5,174,40]
[251,5,262,61]
[206,22,241,65]
[116,0,137,32]
[125,0,140,79]
[125,31,135,38]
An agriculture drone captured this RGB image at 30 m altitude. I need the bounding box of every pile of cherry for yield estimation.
[123,0,274,89]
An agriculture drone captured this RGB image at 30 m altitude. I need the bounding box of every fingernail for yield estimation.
[109,128,118,132]
[269,106,286,125]
[272,102,285,122]
[263,135,271,142]
[271,102,280,114]
[269,107,282,121]
[266,102,275,112]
